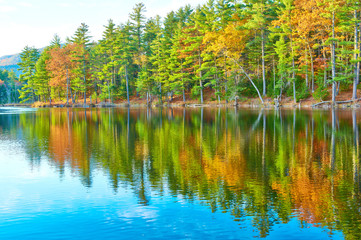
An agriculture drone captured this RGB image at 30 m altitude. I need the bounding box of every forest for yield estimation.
[0,0,360,105]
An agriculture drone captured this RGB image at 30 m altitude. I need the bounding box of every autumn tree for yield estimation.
[46,43,81,104]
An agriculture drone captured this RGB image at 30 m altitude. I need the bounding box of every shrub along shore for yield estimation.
[3,89,361,109]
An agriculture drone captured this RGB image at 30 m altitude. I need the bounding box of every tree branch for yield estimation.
[227,55,264,104]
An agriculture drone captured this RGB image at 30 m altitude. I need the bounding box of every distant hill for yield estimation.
[0,53,21,76]
[0,47,46,76]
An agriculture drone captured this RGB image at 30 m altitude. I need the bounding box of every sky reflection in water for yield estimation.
[0,107,357,239]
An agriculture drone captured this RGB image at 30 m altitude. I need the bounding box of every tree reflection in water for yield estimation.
[1,107,361,238]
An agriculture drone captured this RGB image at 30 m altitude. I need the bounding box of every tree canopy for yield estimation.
[13,0,361,105]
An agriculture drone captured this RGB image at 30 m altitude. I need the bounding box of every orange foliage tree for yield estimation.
[46,43,81,104]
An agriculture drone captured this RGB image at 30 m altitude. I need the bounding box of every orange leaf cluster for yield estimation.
[46,43,81,89]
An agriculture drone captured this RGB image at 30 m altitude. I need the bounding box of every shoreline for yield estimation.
[1,100,360,109]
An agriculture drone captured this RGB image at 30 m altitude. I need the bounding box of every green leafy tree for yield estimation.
[117,22,136,104]
[18,46,40,103]
[96,19,120,103]
[33,50,51,103]
[0,70,18,104]
[71,23,92,105]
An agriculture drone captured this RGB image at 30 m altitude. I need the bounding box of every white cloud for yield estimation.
[0,22,78,54]
[118,206,159,220]
[57,2,72,8]
[0,5,16,13]
[17,2,33,8]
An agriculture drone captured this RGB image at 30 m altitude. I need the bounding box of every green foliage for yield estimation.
[191,85,202,100]
[266,79,277,98]
[33,50,51,102]
[296,83,310,102]
[71,23,92,103]
[18,46,40,103]
[0,69,18,104]
[313,78,329,101]
[14,1,361,104]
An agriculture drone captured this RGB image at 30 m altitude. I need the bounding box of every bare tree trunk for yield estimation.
[331,10,336,104]
[224,55,228,104]
[279,76,284,101]
[230,57,264,104]
[262,30,266,96]
[199,54,203,104]
[322,40,328,86]
[305,47,309,88]
[66,67,69,105]
[181,64,186,103]
[83,59,86,105]
[181,60,186,103]
[359,17,361,84]
[308,45,315,92]
[49,87,52,105]
[273,57,276,94]
[111,58,115,103]
[336,82,340,96]
[108,80,111,104]
[183,87,186,103]
[159,81,162,104]
[214,58,220,104]
[353,9,359,100]
[125,65,130,105]
[290,36,296,104]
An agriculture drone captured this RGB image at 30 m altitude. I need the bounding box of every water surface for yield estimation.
[0,107,359,239]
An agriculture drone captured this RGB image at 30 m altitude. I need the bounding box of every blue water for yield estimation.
[0,108,350,239]
[0,156,341,239]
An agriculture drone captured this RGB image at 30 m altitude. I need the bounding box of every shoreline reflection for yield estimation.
[1,107,360,238]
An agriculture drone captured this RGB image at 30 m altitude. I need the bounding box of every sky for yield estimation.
[0,0,205,56]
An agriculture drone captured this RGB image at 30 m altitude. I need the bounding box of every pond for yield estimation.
[0,107,359,239]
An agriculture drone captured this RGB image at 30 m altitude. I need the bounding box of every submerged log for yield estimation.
[312,99,361,108]
[311,101,331,107]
